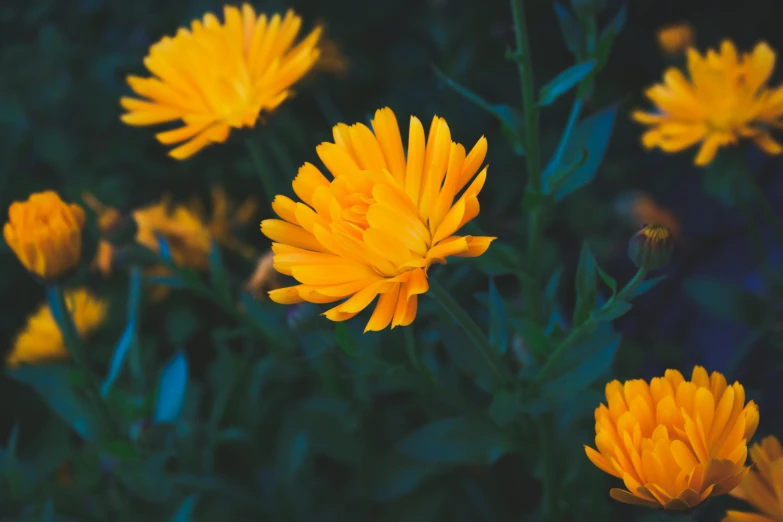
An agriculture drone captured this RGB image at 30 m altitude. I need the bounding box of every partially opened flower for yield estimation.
[585,366,759,510]
[121,5,321,159]
[7,288,107,368]
[260,107,495,332]
[4,191,86,282]
[634,41,783,165]
[723,435,783,522]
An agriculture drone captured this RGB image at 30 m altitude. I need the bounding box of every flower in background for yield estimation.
[244,249,279,300]
[633,41,783,166]
[260,107,495,331]
[6,288,107,368]
[121,5,321,159]
[3,191,86,282]
[585,366,759,510]
[187,186,259,261]
[723,435,783,522]
[315,38,349,76]
[615,191,682,242]
[657,22,695,55]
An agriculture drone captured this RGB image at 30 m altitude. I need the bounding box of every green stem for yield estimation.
[428,279,511,388]
[244,137,275,203]
[511,0,545,324]
[746,174,783,254]
[535,268,647,383]
[46,285,118,439]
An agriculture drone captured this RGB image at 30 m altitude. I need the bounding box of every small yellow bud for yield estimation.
[628,224,673,270]
[3,191,86,282]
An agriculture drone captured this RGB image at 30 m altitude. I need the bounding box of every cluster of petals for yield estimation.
[724,435,783,522]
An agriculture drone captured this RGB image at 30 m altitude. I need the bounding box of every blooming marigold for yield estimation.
[633,41,783,166]
[6,288,107,368]
[121,5,321,159]
[723,435,783,522]
[3,191,86,282]
[585,366,760,510]
[260,107,495,332]
[657,22,695,55]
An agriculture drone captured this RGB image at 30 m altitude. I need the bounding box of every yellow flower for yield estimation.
[187,186,259,261]
[315,38,349,76]
[7,288,108,368]
[585,366,759,510]
[633,40,783,166]
[657,22,695,55]
[723,436,783,522]
[3,191,86,282]
[120,5,321,159]
[260,107,495,332]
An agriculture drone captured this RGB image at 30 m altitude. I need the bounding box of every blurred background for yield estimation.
[1,0,783,520]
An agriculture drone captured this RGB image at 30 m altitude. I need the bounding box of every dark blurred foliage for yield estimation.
[1,0,783,521]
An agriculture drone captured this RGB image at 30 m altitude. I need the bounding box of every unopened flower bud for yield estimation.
[628,224,673,270]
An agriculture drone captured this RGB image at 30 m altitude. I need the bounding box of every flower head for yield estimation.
[7,288,107,367]
[657,23,695,55]
[4,191,86,282]
[121,5,321,159]
[187,186,259,261]
[585,366,759,510]
[723,435,783,522]
[260,107,495,332]
[633,41,783,166]
[628,223,674,270]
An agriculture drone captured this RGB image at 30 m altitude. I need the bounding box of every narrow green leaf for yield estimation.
[371,456,442,502]
[334,322,359,357]
[573,242,598,326]
[475,241,531,282]
[541,333,619,402]
[171,495,199,522]
[628,274,667,299]
[153,352,188,424]
[553,3,583,55]
[539,61,596,106]
[208,240,232,304]
[488,279,509,355]
[102,267,142,398]
[396,416,513,464]
[285,431,309,480]
[591,301,632,322]
[513,318,552,357]
[546,149,588,195]
[595,264,617,298]
[488,390,523,427]
[596,5,627,67]
[156,235,173,263]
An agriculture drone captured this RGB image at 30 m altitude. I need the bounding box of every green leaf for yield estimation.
[8,366,99,441]
[628,274,667,299]
[538,61,596,106]
[395,416,513,464]
[41,498,54,522]
[432,66,525,155]
[595,264,617,298]
[541,331,620,402]
[596,6,627,67]
[543,105,617,200]
[164,304,200,346]
[591,300,632,322]
[573,242,598,326]
[102,440,139,461]
[102,267,142,398]
[284,431,309,480]
[208,240,231,305]
[334,322,359,357]
[475,241,530,281]
[156,236,174,264]
[553,3,583,55]
[512,318,552,358]
[545,149,588,195]
[371,456,442,502]
[171,495,198,522]
[684,278,769,326]
[153,352,188,424]
[488,390,524,427]
[488,279,508,355]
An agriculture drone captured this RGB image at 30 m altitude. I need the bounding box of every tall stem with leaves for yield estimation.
[511,0,545,325]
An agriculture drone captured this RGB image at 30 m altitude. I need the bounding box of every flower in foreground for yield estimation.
[657,22,695,55]
[4,191,86,282]
[121,5,321,159]
[723,435,783,522]
[585,366,759,510]
[633,41,783,166]
[260,107,495,331]
[6,288,107,367]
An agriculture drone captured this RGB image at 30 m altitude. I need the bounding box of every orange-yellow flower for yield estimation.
[657,23,695,55]
[723,435,783,522]
[585,366,759,510]
[260,107,495,332]
[3,191,86,282]
[633,41,783,166]
[6,288,107,368]
[121,5,321,159]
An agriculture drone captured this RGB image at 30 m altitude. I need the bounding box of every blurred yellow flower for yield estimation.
[260,107,495,332]
[633,41,783,166]
[187,186,259,261]
[315,38,349,76]
[7,288,107,368]
[244,249,279,299]
[723,435,783,522]
[615,192,682,242]
[585,366,759,510]
[657,22,695,55]
[121,5,321,159]
[3,191,86,283]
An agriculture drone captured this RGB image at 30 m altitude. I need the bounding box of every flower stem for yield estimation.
[511,0,545,325]
[46,285,118,439]
[746,174,783,255]
[428,278,511,388]
[244,137,276,204]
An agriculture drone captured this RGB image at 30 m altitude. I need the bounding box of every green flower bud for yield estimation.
[628,224,673,270]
